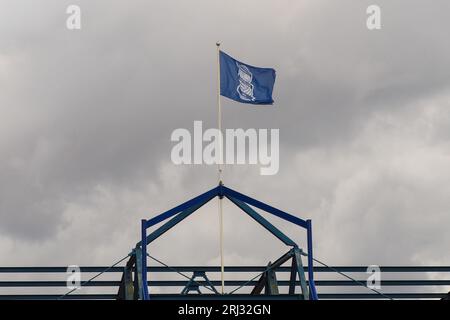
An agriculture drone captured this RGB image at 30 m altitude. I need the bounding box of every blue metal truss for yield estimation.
[139,184,319,300]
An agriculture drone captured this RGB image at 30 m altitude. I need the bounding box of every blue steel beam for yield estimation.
[222,186,308,228]
[5,279,450,287]
[141,187,218,299]
[137,199,211,247]
[306,220,318,300]
[289,257,297,295]
[293,247,309,300]
[144,186,219,228]
[140,221,149,300]
[139,184,314,299]
[226,196,297,247]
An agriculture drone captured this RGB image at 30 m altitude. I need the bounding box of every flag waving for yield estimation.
[219,51,276,105]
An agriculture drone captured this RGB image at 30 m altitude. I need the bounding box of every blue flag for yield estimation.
[220,51,276,105]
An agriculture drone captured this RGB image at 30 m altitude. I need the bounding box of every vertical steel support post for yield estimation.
[288,256,297,295]
[117,253,135,300]
[306,219,318,300]
[123,263,134,300]
[134,247,143,300]
[293,247,309,300]
[265,262,279,295]
[141,219,149,300]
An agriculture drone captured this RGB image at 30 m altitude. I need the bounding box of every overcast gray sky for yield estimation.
[1,0,450,279]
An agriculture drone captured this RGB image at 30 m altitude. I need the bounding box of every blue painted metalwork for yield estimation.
[293,247,309,300]
[134,247,143,300]
[306,220,318,300]
[2,265,450,300]
[139,184,318,300]
[218,182,225,198]
[265,262,279,295]
[227,196,297,247]
[144,186,219,228]
[222,186,308,228]
[138,200,211,247]
[141,219,149,300]
[181,271,218,294]
[140,188,217,299]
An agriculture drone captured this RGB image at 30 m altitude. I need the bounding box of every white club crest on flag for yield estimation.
[236,62,256,101]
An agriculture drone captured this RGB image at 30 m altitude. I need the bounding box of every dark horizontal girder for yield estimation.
[2,279,450,287]
[1,266,450,273]
[0,293,448,300]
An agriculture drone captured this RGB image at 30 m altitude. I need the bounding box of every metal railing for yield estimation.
[1,266,449,300]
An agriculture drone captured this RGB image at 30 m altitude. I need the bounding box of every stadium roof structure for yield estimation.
[121,183,318,300]
[3,184,449,300]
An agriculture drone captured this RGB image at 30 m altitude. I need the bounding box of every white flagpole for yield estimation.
[216,42,223,183]
[216,42,225,294]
